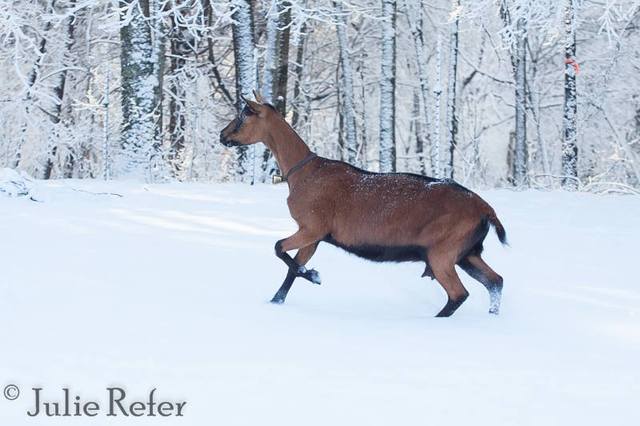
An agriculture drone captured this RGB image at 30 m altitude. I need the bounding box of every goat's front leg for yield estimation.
[274,230,321,279]
[271,232,321,304]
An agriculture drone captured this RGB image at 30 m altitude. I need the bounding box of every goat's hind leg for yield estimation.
[458,255,503,314]
[430,256,469,317]
[271,241,320,304]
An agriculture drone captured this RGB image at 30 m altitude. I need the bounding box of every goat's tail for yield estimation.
[487,211,508,246]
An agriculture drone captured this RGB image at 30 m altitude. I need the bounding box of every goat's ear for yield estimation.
[253,89,265,104]
[241,95,262,114]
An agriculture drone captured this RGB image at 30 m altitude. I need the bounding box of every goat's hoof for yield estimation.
[488,307,500,315]
[301,268,321,285]
[296,266,321,285]
[270,296,285,304]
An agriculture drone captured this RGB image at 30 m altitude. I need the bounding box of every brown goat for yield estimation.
[220,94,507,317]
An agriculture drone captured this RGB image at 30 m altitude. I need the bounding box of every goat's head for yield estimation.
[219,91,274,148]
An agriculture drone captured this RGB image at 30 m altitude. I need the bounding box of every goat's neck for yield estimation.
[264,119,311,179]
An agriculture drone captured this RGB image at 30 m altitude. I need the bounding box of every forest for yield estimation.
[0,0,639,192]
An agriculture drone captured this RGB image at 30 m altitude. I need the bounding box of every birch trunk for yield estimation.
[513,15,528,187]
[445,0,460,179]
[562,0,578,189]
[334,1,357,164]
[291,22,308,129]
[405,0,432,175]
[231,0,262,182]
[432,35,443,177]
[379,0,396,172]
[413,90,425,174]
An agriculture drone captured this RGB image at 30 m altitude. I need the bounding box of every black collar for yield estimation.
[284,152,317,181]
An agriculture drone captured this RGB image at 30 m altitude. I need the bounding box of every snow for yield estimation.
[1,180,639,425]
[0,168,34,197]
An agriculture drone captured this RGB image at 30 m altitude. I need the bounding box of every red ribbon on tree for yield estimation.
[565,57,580,75]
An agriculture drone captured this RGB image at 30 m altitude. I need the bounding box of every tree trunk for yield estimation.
[103,68,111,180]
[413,90,425,174]
[273,0,291,115]
[379,0,396,172]
[231,0,262,183]
[43,0,77,179]
[16,11,53,169]
[445,0,460,179]
[262,0,278,103]
[562,0,578,190]
[405,0,432,176]
[168,4,188,178]
[334,1,357,164]
[151,0,167,176]
[358,49,369,169]
[499,0,528,187]
[204,0,234,104]
[513,15,528,187]
[119,0,158,179]
[432,35,443,177]
[291,22,308,129]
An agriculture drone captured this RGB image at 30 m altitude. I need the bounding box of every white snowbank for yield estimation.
[0,181,638,425]
[0,168,36,198]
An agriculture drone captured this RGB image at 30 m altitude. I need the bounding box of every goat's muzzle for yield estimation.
[219,130,240,148]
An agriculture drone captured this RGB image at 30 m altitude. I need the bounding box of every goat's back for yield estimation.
[288,158,496,251]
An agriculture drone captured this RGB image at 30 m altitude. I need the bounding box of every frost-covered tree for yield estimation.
[404,0,433,175]
[0,0,638,193]
[432,35,443,178]
[167,3,189,177]
[379,0,397,172]
[334,1,357,164]
[262,0,279,104]
[119,0,160,179]
[273,1,292,115]
[43,0,77,179]
[562,0,578,189]
[231,0,262,182]
[500,0,529,187]
[445,0,460,179]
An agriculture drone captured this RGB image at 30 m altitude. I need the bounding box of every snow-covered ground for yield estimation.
[1,178,639,425]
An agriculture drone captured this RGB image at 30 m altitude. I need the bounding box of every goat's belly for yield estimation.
[322,234,425,263]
